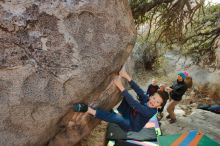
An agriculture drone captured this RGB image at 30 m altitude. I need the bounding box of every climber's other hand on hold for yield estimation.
[119,70,132,82]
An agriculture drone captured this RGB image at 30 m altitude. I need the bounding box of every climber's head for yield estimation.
[147,90,166,109]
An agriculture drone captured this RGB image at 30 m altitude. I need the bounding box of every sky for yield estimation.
[207,0,220,4]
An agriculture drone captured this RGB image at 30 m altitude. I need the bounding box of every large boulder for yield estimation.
[0,0,136,146]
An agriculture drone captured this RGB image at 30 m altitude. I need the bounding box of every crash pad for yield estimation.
[106,123,157,141]
[145,114,162,136]
[197,104,220,114]
[158,130,220,146]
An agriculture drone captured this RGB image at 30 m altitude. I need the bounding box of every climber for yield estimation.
[166,71,193,123]
[72,71,167,132]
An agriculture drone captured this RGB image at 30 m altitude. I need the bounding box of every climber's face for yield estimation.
[147,93,163,108]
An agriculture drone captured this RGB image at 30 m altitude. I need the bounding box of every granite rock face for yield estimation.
[0,1,136,145]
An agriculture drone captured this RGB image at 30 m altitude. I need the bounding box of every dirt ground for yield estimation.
[76,121,108,146]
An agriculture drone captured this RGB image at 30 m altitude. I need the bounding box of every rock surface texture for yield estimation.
[0,0,136,146]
